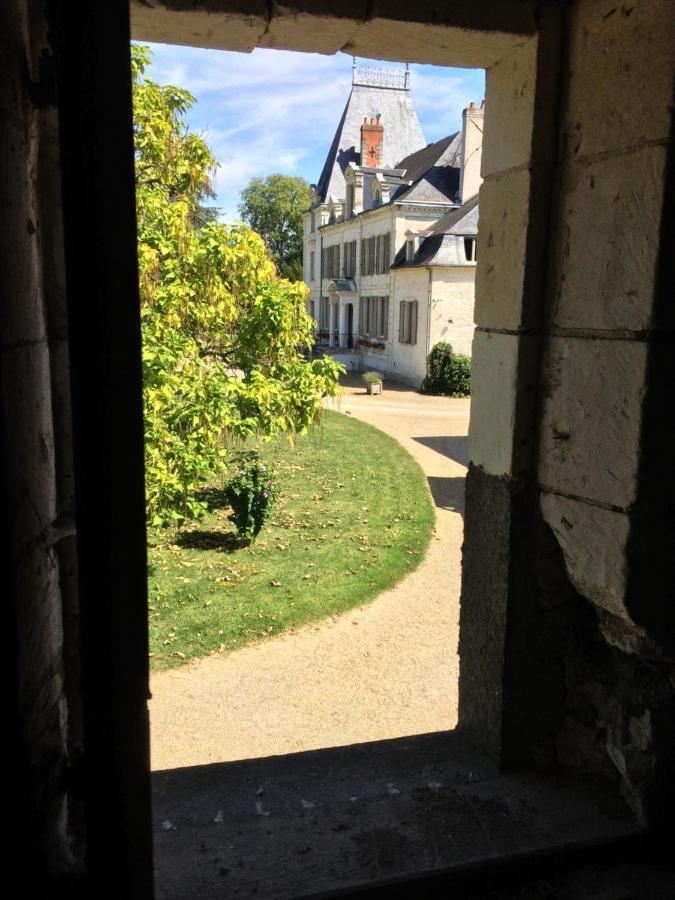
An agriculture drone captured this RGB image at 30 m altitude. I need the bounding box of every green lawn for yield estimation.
[147,409,435,671]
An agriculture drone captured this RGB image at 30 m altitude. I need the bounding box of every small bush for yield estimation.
[362,370,383,385]
[224,451,278,545]
[420,342,471,397]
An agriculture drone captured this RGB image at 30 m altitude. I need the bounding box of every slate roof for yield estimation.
[391,194,480,269]
[315,83,426,203]
[426,193,479,235]
[391,132,462,205]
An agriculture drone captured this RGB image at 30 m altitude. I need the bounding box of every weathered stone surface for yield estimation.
[538,336,647,509]
[557,717,616,779]
[469,331,539,477]
[257,7,360,52]
[597,609,674,663]
[564,0,675,157]
[541,492,631,623]
[348,19,528,68]
[482,36,536,177]
[473,170,531,331]
[129,0,533,64]
[130,1,268,51]
[552,146,668,332]
[458,466,511,759]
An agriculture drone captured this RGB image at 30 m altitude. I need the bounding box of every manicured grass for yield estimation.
[147,409,435,671]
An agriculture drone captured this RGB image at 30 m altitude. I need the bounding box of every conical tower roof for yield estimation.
[315,62,426,203]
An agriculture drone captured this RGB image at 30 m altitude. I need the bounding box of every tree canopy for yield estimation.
[238,174,311,281]
[132,45,342,526]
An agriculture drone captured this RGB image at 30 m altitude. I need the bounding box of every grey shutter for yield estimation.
[383,297,389,340]
[336,244,340,276]
[399,301,405,344]
[360,240,365,275]
[384,233,391,269]
[375,236,381,274]
[411,301,418,345]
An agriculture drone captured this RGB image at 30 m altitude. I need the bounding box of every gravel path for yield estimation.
[149,380,470,770]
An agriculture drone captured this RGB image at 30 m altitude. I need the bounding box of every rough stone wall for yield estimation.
[537,0,675,825]
[2,0,82,885]
[462,0,675,829]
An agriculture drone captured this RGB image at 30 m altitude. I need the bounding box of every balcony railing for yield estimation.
[313,330,358,350]
[313,331,387,352]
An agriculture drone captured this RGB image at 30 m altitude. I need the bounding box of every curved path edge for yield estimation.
[149,380,470,770]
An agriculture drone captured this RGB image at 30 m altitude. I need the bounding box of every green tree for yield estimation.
[238,174,312,281]
[132,45,342,526]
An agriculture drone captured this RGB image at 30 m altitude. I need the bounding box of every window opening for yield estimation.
[399,299,418,344]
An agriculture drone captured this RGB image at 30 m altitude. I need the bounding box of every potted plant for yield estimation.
[362,370,383,395]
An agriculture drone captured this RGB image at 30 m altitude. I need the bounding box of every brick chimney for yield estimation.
[459,100,484,205]
[360,114,384,168]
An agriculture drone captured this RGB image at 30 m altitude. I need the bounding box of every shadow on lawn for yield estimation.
[195,485,231,511]
[176,529,241,552]
[176,486,242,551]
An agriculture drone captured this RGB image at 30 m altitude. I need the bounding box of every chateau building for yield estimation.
[303,61,483,386]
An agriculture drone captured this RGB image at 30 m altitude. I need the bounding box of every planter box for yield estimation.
[366,381,383,395]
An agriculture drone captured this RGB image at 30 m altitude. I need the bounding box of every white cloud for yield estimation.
[141,44,485,222]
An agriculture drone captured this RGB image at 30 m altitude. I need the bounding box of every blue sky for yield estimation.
[142,43,485,222]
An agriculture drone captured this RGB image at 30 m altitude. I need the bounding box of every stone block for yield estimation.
[565,0,674,157]
[469,331,538,477]
[459,466,510,759]
[541,491,631,622]
[129,2,268,52]
[348,19,525,69]
[538,337,647,509]
[552,145,668,332]
[474,169,531,331]
[258,5,361,53]
[482,36,537,177]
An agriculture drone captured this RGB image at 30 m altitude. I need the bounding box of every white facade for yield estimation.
[303,66,483,388]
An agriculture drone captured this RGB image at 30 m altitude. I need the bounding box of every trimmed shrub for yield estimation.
[362,370,383,385]
[224,451,278,545]
[420,342,471,397]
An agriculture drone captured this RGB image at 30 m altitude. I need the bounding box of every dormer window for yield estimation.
[373,187,382,207]
[464,237,477,262]
[346,183,355,219]
[405,233,420,263]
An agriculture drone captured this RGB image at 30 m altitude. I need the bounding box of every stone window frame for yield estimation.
[54,3,571,890]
